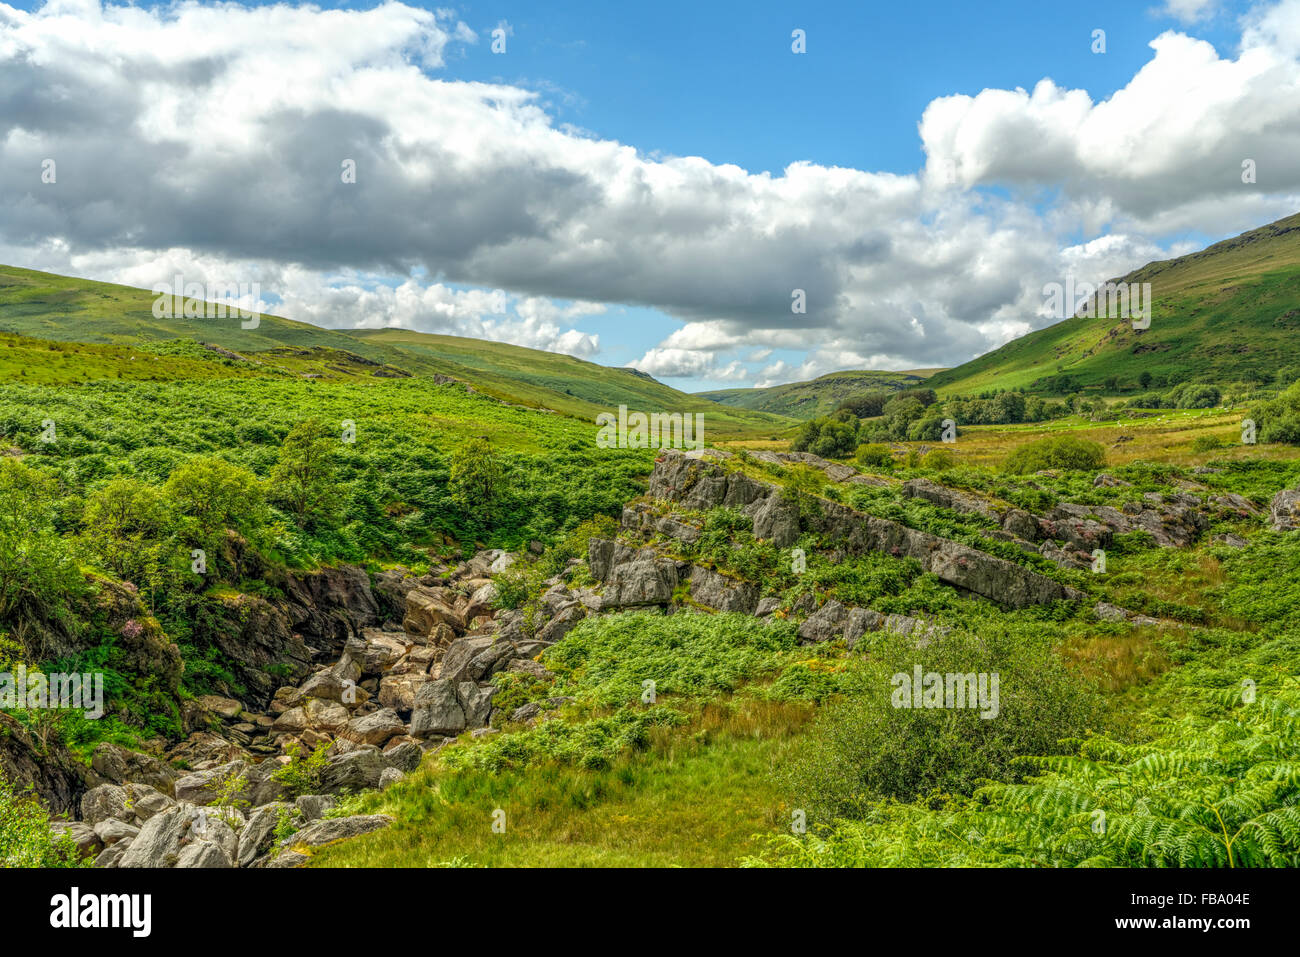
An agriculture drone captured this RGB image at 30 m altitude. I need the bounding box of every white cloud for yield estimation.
[2,0,1299,388]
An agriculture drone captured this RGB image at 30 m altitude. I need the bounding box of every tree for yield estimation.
[81,477,173,601]
[269,419,340,530]
[1139,370,1153,390]
[163,456,267,576]
[450,437,506,521]
[0,459,83,621]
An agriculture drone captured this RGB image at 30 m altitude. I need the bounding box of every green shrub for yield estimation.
[0,772,86,867]
[1004,436,1106,474]
[782,625,1098,818]
[854,443,893,470]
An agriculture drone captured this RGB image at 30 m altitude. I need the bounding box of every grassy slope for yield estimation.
[699,369,933,419]
[0,265,792,440]
[346,328,794,438]
[928,211,1300,395]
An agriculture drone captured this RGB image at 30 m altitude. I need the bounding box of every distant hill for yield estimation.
[928,211,1300,395]
[0,265,793,439]
[698,369,933,419]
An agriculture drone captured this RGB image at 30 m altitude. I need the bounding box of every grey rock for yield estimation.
[688,565,760,614]
[410,679,466,738]
[175,840,234,869]
[93,818,139,847]
[294,794,336,822]
[238,802,294,867]
[457,682,496,728]
[290,814,393,849]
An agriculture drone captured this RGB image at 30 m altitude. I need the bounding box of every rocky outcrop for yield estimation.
[0,713,92,817]
[645,451,1078,610]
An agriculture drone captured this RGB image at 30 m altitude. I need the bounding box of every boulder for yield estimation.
[174,760,252,807]
[379,673,429,712]
[340,708,406,748]
[438,636,496,685]
[289,814,393,849]
[319,747,389,794]
[175,840,234,869]
[119,808,189,868]
[50,821,102,859]
[403,587,461,639]
[93,818,140,847]
[238,802,294,867]
[1270,487,1300,531]
[89,743,177,796]
[603,552,678,607]
[688,566,759,613]
[410,679,466,738]
[457,682,496,728]
[798,599,850,644]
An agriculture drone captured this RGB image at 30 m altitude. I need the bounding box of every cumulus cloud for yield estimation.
[2,0,1299,386]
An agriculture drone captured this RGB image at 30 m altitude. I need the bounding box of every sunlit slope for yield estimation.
[698,369,934,419]
[928,211,1300,395]
[0,265,793,438]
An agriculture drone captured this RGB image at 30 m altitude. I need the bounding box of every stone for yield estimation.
[93,818,140,847]
[457,682,496,728]
[290,814,393,849]
[410,679,466,738]
[688,565,760,613]
[197,695,244,720]
[50,821,102,858]
[238,803,294,867]
[175,840,234,869]
[1270,487,1300,531]
[294,794,336,822]
[341,708,406,747]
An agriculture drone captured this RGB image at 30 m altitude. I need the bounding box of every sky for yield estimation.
[1,0,1298,392]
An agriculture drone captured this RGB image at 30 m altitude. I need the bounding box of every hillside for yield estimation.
[0,265,791,439]
[698,369,935,419]
[928,211,1300,395]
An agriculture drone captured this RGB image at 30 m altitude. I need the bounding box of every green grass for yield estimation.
[0,264,791,440]
[308,698,813,867]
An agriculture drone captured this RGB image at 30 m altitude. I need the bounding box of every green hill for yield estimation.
[929,211,1300,396]
[0,265,792,439]
[698,369,934,419]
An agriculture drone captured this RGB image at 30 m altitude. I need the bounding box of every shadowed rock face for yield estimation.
[646,451,1079,610]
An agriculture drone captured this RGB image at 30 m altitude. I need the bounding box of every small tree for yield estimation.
[450,437,506,522]
[269,419,340,530]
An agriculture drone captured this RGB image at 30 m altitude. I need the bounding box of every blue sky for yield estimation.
[4,0,1296,393]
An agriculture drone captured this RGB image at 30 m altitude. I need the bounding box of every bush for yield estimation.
[0,772,86,867]
[920,449,954,470]
[854,443,893,470]
[1004,436,1105,474]
[782,625,1098,819]
[1253,381,1300,445]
